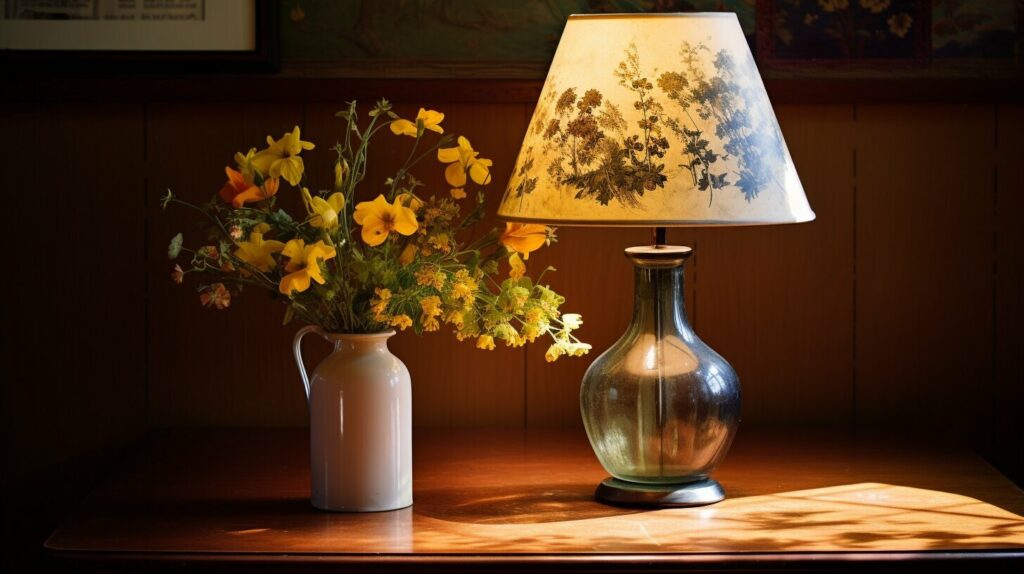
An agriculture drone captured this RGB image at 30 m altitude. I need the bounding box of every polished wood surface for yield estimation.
[46,428,1024,569]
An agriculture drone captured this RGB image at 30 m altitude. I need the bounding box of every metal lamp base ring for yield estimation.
[595,477,725,507]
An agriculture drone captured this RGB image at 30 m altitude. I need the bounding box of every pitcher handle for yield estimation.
[293,325,327,402]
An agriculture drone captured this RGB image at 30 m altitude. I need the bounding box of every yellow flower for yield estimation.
[390,108,445,137]
[500,222,550,259]
[476,334,496,351]
[390,314,413,331]
[353,194,419,246]
[415,267,445,290]
[234,147,257,176]
[545,345,563,362]
[508,252,526,279]
[278,239,336,295]
[305,189,346,230]
[420,295,442,332]
[887,13,912,38]
[234,227,285,272]
[252,126,315,186]
[449,188,467,199]
[396,192,424,212]
[438,136,492,187]
[334,159,349,190]
[451,269,478,303]
[370,287,392,320]
[399,243,418,266]
[443,309,464,328]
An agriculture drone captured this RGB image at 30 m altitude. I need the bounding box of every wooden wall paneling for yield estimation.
[304,101,530,427]
[146,102,309,427]
[0,102,147,571]
[0,103,148,485]
[689,105,857,425]
[855,105,994,442]
[994,104,1024,483]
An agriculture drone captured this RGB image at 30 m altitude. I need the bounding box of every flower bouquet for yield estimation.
[163,100,590,511]
[164,99,589,361]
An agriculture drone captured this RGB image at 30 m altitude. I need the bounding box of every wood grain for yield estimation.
[994,105,1024,484]
[44,428,1024,567]
[854,105,995,441]
[692,105,857,425]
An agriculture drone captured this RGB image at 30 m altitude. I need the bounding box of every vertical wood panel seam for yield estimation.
[142,100,151,430]
[851,104,858,429]
[991,103,999,457]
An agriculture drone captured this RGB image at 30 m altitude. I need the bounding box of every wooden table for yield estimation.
[45,428,1024,572]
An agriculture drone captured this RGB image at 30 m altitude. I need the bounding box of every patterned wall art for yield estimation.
[280,0,1020,78]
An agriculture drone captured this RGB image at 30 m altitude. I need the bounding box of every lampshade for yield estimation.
[499,13,814,227]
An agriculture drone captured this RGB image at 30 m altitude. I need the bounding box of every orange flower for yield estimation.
[500,222,550,259]
[199,283,231,309]
[218,166,279,208]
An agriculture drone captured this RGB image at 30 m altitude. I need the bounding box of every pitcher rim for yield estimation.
[320,329,397,341]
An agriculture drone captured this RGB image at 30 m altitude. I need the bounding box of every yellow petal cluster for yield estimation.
[420,295,442,332]
[438,136,492,188]
[390,108,445,137]
[234,224,285,272]
[279,239,336,295]
[353,194,419,246]
[251,126,315,186]
[303,189,346,230]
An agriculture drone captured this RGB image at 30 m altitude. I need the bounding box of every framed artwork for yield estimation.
[1,0,278,72]
[280,0,755,79]
[756,0,931,65]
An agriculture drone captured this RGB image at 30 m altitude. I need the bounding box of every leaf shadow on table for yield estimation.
[412,482,643,524]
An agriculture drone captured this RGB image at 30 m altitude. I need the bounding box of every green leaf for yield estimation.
[282,306,295,326]
[168,233,183,260]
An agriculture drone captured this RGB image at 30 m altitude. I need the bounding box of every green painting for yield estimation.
[281,0,756,74]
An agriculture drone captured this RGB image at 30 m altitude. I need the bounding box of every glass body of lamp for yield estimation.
[580,245,740,485]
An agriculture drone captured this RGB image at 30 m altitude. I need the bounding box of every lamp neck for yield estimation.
[624,245,693,340]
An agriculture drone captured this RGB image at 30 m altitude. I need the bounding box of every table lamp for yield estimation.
[499,13,814,507]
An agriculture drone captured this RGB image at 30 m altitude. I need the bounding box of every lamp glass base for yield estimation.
[594,477,725,507]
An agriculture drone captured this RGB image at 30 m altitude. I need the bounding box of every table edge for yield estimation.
[42,546,1024,566]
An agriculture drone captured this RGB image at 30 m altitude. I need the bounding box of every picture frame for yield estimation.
[1,0,278,73]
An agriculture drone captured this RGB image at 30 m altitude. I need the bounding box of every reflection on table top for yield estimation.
[45,427,1024,568]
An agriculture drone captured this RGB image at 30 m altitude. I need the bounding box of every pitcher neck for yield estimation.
[324,330,396,353]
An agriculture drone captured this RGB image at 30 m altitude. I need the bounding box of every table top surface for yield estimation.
[45,427,1024,567]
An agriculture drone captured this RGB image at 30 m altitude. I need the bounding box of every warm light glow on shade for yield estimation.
[499,13,815,227]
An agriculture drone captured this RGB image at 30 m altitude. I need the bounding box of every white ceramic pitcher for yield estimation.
[293,327,412,512]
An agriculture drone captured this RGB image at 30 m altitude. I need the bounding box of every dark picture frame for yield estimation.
[1,0,278,74]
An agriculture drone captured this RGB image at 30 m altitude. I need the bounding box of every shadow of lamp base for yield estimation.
[595,477,726,507]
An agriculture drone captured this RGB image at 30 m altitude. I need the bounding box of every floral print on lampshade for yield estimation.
[499,14,815,227]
